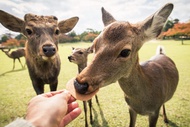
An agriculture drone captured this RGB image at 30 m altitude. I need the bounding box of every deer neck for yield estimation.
[118,57,148,98]
[78,62,87,73]
[4,51,12,58]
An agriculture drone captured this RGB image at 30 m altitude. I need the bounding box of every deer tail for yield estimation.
[156,45,165,55]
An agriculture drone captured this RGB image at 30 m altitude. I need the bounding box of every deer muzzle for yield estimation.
[74,79,89,94]
[43,45,56,57]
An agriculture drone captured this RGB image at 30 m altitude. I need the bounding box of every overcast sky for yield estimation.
[0,0,189,36]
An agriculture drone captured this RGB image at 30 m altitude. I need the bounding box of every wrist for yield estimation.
[26,115,59,127]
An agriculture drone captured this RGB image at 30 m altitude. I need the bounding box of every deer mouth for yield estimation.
[41,55,56,61]
[66,78,99,101]
[68,56,75,62]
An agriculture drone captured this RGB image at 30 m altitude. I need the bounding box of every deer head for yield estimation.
[74,3,173,94]
[0,10,79,60]
[68,47,93,65]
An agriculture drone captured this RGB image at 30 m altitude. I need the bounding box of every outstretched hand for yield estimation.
[26,90,81,127]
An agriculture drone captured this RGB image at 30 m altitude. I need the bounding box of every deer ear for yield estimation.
[58,17,79,33]
[101,7,116,26]
[140,3,173,41]
[86,47,93,54]
[0,10,24,32]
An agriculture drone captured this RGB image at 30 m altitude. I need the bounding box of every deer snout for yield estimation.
[74,79,89,94]
[68,56,73,62]
[43,45,56,57]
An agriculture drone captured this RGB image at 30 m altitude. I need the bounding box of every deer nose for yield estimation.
[43,45,56,57]
[74,79,89,94]
[68,56,72,61]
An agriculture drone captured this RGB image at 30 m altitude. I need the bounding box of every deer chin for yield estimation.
[42,56,49,61]
[66,78,99,101]
[41,55,56,61]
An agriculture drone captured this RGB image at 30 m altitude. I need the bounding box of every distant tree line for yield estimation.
[159,19,190,40]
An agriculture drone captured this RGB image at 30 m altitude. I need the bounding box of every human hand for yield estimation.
[26,90,81,127]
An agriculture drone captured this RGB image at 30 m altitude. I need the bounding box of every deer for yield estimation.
[1,48,25,70]
[68,47,99,127]
[0,10,79,95]
[72,3,179,127]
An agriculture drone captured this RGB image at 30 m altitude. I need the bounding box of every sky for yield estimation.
[0,0,189,36]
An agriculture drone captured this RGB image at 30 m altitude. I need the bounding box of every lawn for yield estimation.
[0,40,190,127]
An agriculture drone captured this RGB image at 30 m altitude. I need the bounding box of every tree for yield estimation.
[83,33,98,42]
[173,18,179,24]
[15,34,26,40]
[68,31,77,37]
[79,28,101,42]
[1,35,9,43]
[160,22,190,44]
[163,20,174,32]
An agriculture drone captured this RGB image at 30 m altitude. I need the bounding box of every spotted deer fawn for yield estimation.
[0,10,79,94]
[68,47,99,127]
[73,3,179,127]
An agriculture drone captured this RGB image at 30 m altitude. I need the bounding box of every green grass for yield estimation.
[0,40,190,127]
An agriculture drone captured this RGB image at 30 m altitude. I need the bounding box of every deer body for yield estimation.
[2,48,25,70]
[68,47,99,127]
[0,10,79,94]
[73,3,179,127]
[119,54,178,114]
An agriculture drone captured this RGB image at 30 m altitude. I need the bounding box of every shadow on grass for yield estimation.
[91,104,109,127]
[167,120,179,127]
[160,114,179,127]
[0,68,26,77]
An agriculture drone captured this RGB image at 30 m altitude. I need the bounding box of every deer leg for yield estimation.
[95,94,100,106]
[32,81,44,95]
[49,79,58,92]
[17,58,24,68]
[163,104,169,123]
[88,99,93,124]
[83,101,88,127]
[148,107,160,127]
[129,108,137,127]
[12,59,16,70]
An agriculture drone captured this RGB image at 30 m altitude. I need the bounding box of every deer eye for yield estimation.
[25,28,33,35]
[78,51,83,54]
[120,49,131,57]
[55,29,60,35]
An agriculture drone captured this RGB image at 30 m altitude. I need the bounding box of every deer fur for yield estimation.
[74,3,179,127]
[68,47,99,127]
[1,48,25,70]
[0,10,79,94]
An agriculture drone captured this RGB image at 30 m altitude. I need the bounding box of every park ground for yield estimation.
[0,40,190,127]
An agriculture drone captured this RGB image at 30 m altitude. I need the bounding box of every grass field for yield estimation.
[0,40,190,127]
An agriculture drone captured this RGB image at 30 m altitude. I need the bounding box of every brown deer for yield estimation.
[0,10,79,95]
[68,47,99,127]
[73,3,179,127]
[1,48,25,70]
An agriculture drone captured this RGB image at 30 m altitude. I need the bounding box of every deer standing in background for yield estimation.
[68,47,99,127]
[1,48,25,70]
[73,3,179,127]
[0,10,79,95]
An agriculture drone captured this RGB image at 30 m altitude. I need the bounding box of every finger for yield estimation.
[42,90,65,98]
[67,101,79,113]
[52,90,71,103]
[68,95,76,104]
[60,108,82,127]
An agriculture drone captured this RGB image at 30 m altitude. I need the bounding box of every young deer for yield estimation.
[0,10,79,95]
[68,47,99,127]
[1,48,25,70]
[73,3,179,127]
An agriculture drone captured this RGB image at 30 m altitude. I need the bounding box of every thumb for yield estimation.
[55,90,71,103]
